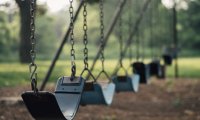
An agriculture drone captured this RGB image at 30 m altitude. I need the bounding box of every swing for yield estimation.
[148,60,162,77]
[81,79,115,105]
[21,1,84,120]
[131,27,149,84]
[22,77,84,120]
[112,14,140,93]
[80,59,115,105]
[80,0,115,106]
[113,69,140,93]
[147,1,162,78]
[132,62,149,84]
[162,54,172,65]
[162,7,175,66]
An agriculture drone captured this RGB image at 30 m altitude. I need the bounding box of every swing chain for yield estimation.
[29,0,38,94]
[69,0,76,80]
[99,0,105,70]
[128,0,132,63]
[83,0,88,69]
[129,40,132,63]
[136,29,140,61]
[119,14,123,67]
[149,0,154,59]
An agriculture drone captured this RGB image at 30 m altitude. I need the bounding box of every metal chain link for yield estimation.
[119,14,123,67]
[135,0,140,62]
[29,0,38,94]
[136,29,140,61]
[150,0,154,59]
[69,0,76,80]
[129,41,133,63]
[128,0,133,63]
[83,0,88,69]
[99,0,105,71]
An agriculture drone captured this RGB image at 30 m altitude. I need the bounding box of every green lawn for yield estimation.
[166,58,200,78]
[0,58,199,87]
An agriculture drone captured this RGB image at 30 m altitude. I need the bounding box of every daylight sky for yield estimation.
[37,0,69,12]
[0,0,188,12]
[0,0,69,12]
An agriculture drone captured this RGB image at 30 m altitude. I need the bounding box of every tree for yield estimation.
[15,0,33,63]
[178,0,200,50]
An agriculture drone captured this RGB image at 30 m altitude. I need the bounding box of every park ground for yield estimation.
[0,78,200,120]
[0,58,200,120]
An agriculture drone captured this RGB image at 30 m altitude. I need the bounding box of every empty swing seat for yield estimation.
[21,77,85,120]
[80,82,115,106]
[112,74,140,93]
[132,62,150,84]
[162,55,172,65]
[149,60,162,77]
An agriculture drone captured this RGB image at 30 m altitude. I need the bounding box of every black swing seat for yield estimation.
[80,81,115,106]
[148,60,162,77]
[162,54,173,65]
[112,74,140,92]
[132,62,150,84]
[21,76,85,120]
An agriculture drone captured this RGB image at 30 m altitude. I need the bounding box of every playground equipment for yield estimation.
[21,1,85,119]
[19,0,179,119]
[112,13,140,92]
[80,0,115,105]
[132,29,150,84]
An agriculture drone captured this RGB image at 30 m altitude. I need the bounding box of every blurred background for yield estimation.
[0,0,199,86]
[0,0,200,120]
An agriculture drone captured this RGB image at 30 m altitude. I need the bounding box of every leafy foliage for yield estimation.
[0,11,19,58]
[0,0,199,62]
[178,0,200,50]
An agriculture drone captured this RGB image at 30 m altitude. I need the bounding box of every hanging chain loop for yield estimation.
[80,0,97,82]
[29,0,38,94]
[83,0,88,69]
[69,0,76,80]
[99,0,105,71]
[116,14,129,76]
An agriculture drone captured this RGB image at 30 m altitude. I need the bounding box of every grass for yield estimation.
[0,58,200,87]
[166,58,200,78]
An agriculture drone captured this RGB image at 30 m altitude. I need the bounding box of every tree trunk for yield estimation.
[16,0,32,63]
